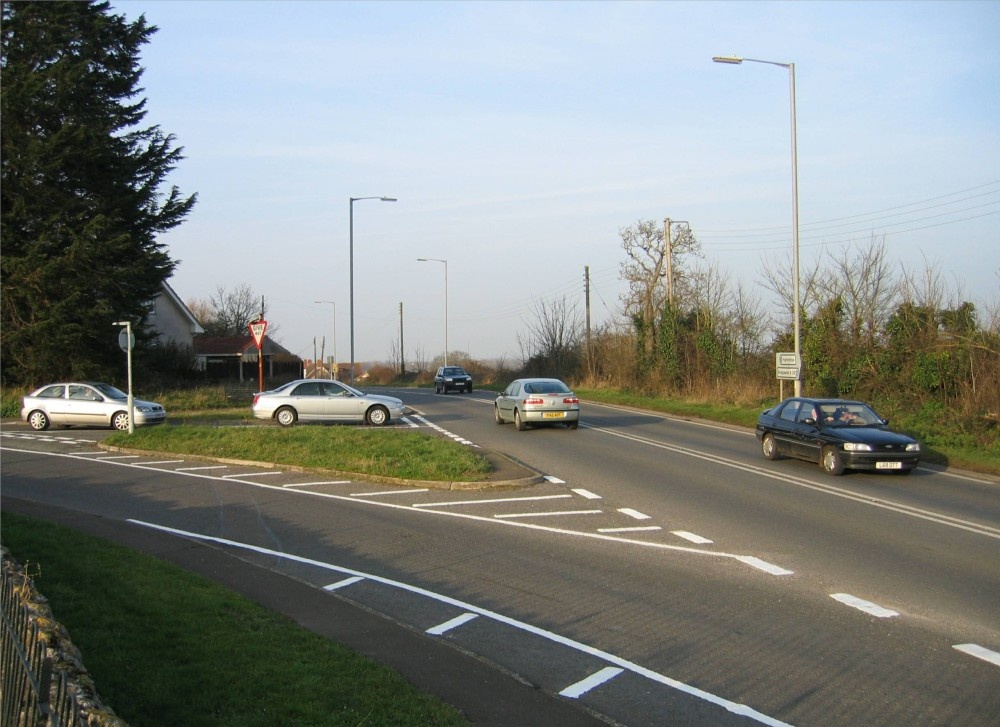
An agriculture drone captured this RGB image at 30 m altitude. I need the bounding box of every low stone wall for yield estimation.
[1,547,128,727]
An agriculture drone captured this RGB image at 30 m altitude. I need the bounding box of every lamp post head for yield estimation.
[713,55,743,64]
[380,197,397,202]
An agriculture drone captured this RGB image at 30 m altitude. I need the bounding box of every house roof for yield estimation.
[194,336,298,358]
[160,280,205,334]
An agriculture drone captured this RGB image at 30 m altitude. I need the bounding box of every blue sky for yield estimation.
[120,0,1000,365]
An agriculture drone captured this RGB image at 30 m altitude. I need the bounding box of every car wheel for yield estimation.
[112,411,130,431]
[27,410,50,431]
[495,406,505,424]
[514,409,527,431]
[435,384,441,394]
[761,433,781,460]
[366,405,389,426]
[567,420,579,430]
[821,446,845,476]
[466,384,472,393]
[275,407,297,427]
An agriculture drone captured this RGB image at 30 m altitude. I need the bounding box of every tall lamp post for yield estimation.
[713,54,801,396]
[314,300,337,379]
[349,195,396,384]
[417,258,448,366]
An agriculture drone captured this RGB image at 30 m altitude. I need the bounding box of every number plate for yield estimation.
[543,412,565,419]
[876,461,902,470]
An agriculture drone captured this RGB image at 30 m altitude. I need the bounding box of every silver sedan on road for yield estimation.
[494,378,580,431]
[20,382,167,431]
[252,379,407,427]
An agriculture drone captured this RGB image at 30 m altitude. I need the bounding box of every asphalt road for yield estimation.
[2,390,998,726]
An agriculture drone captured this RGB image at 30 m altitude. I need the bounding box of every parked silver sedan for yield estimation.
[20,382,167,431]
[494,378,580,430]
[251,379,407,427]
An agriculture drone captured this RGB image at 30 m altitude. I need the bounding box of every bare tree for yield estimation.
[822,236,899,348]
[518,296,582,377]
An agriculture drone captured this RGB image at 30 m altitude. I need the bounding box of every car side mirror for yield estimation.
[802,417,817,426]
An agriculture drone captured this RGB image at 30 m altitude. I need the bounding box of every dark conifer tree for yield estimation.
[1,1,196,386]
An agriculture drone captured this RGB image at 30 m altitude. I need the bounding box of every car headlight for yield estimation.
[136,405,151,412]
[842,442,873,452]
[906,443,921,452]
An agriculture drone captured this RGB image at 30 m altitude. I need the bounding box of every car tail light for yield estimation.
[563,396,579,404]
[252,394,260,406]
[523,397,545,406]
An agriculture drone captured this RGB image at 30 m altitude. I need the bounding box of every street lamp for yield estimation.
[417,258,448,366]
[713,54,801,396]
[314,300,336,379]
[349,195,396,384]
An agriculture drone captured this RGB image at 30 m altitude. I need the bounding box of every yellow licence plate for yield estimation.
[543,412,565,419]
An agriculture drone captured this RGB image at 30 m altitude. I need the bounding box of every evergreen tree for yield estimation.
[1,1,196,386]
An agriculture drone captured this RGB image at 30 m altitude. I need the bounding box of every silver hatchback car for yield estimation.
[252,379,407,427]
[494,378,580,431]
[21,382,167,431]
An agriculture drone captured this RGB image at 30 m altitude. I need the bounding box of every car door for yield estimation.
[497,381,521,419]
[34,385,70,425]
[67,384,110,426]
[791,402,825,461]
[320,381,365,422]
[287,381,325,421]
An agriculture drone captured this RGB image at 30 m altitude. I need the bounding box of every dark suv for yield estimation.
[434,366,473,394]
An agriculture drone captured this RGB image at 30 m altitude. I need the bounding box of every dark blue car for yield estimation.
[756,397,921,476]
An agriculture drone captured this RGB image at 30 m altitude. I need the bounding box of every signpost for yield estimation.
[113,321,135,434]
[249,319,268,392]
[775,351,801,400]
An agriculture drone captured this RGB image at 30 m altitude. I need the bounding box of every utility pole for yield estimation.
[584,266,592,347]
[664,218,673,305]
[399,302,406,376]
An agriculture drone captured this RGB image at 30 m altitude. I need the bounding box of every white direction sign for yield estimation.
[775,352,801,380]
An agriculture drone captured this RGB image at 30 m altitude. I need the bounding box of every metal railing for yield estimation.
[1,553,124,727]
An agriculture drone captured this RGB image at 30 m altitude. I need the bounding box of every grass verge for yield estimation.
[106,425,492,482]
[0,511,468,727]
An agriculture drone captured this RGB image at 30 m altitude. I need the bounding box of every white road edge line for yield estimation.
[126,519,793,727]
[559,666,625,698]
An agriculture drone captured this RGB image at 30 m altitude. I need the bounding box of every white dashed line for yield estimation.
[560,666,625,698]
[672,531,714,545]
[953,644,1000,667]
[618,508,651,520]
[323,576,365,591]
[598,526,662,533]
[830,593,899,618]
[736,556,794,576]
[572,488,601,499]
[495,509,602,520]
[413,494,572,509]
[426,612,479,636]
[544,475,566,484]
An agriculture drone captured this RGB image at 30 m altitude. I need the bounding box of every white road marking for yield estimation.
[495,509,602,520]
[736,557,794,576]
[618,508,651,520]
[353,488,430,497]
[572,488,601,499]
[96,454,141,460]
[139,460,185,465]
[426,612,479,635]
[953,644,1000,667]
[323,576,365,591]
[672,531,714,545]
[830,593,899,618]
[545,475,566,484]
[559,666,625,698]
[222,471,284,478]
[598,526,662,533]
[127,520,793,727]
[175,465,228,472]
[413,494,572,509]
[284,480,350,488]
[2,446,797,576]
